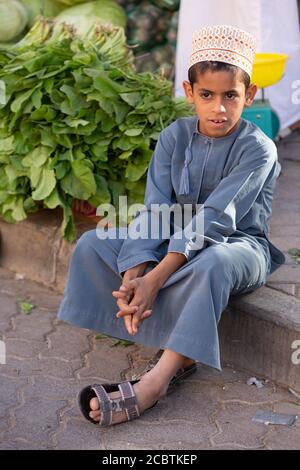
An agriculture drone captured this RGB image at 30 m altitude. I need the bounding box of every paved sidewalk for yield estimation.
[0,268,299,450]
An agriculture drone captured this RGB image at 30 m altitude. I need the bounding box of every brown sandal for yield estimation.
[167,362,197,393]
[78,380,157,426]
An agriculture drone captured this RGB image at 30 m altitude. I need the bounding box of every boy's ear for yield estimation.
[244,83,258,107]
[183,80,195,104]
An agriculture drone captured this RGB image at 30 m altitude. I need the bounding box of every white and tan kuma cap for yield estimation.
[189,24,257,78]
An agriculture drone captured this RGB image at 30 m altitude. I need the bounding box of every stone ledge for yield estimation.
[0,209,95,293]
[229,286,300,332]
[220,287,300,392]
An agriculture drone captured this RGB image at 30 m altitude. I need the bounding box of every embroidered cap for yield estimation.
[189,25,257,77]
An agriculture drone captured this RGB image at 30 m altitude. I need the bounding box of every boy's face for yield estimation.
[183,69,257,138]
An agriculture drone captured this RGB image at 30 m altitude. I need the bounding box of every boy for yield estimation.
[58,25,285,426]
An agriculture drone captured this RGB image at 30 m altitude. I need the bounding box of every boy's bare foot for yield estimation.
[89,373,168,425]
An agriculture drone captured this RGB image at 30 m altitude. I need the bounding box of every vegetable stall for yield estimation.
[0,1,180,80]
[0,3,191,241]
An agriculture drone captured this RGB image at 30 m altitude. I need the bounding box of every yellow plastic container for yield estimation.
[251,53,289,88]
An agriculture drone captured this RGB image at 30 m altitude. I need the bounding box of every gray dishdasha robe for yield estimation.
[58,117,285,369]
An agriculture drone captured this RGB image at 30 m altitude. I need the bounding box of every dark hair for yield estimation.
[188,61,250,90]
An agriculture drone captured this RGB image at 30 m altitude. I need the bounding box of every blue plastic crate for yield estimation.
[242,99,280,140]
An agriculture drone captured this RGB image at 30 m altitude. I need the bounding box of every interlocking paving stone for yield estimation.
[0,240,300,449]
[0,295,18,333]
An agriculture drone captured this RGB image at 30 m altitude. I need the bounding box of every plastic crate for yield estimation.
[242,99,280,140]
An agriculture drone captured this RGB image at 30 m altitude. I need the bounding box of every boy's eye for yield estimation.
[226,93,237,99]
[200,92,211,99]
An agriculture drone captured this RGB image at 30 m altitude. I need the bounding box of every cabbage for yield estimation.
[21,0,66,27]
[55,0,126,35]
[56,0,91,5]
[0,0,28,42]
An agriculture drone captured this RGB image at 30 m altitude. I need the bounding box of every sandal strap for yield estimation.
[91,384,113,426]
[91,381,140,425]
[118,381,140,422]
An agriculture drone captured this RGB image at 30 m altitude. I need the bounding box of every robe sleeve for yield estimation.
[168,140,279,261]
[116,128,174,275]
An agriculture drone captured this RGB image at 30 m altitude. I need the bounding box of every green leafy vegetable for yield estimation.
[112,339,134,347]
[0,19,192,241]
[18,300,35,314]
[288,248,300,264]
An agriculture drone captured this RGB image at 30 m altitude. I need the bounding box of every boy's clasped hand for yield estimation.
[112,276,160,336]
